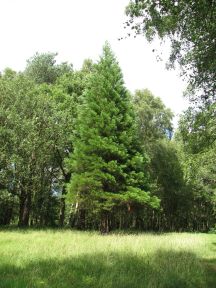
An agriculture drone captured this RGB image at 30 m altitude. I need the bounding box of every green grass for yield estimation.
[0,229,215,288]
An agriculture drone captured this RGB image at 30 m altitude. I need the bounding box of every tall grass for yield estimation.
[0,229,215,287]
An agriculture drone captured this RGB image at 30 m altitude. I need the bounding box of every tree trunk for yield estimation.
[18,190,31,227]
[76,208,86,230]
[100,211,109,234]
[59,173,71,227]
[59,196,66,227]
[131,214,137,228]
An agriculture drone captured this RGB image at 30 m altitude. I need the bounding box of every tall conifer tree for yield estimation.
[68,43,159,232]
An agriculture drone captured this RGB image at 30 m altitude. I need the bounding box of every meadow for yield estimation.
[0,229,215,288]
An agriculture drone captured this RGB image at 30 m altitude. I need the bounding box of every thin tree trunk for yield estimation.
[59,173,71,227]
[119,213,122,230]
[59,184,66,227]
[131,214,137,229]
[59,196,66,227]
[100,211,109,234]
[56,148,71,227]
[18,190,31,227]
[76,208,86,230]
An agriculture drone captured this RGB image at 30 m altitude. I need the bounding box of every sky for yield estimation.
[0,0,188,126]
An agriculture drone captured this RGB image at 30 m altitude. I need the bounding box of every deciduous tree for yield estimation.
[125,0,216,102]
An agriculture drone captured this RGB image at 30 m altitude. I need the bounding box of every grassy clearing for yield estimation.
[0,229,215,288]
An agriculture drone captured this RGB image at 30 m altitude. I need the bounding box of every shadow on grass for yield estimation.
[0,250,214,288]
[203,256,216,288]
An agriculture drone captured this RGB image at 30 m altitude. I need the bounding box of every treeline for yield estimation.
[0,44,215,232]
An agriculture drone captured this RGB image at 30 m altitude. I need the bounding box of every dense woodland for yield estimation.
[0,1,215,233]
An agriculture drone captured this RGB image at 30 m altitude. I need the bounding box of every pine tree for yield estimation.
[68,43,159,232]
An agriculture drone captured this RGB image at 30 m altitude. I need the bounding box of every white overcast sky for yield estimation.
[0,0,188,126]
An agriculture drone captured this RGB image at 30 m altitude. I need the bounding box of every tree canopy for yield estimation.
[0,46,215,232]
[125,0,216,102]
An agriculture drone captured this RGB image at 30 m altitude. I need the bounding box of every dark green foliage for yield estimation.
[125,0,216,230]
[0,46,214,232]
[0,190,18,225]
[68,43,159,231]
[149,140,190,230]
[177,105,216,231]
[132,89,190,231]
[0,60,81,227]
[0,72,59,226]
[0,53,95,228]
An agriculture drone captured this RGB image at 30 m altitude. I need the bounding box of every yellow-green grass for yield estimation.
[0,229,215,288]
